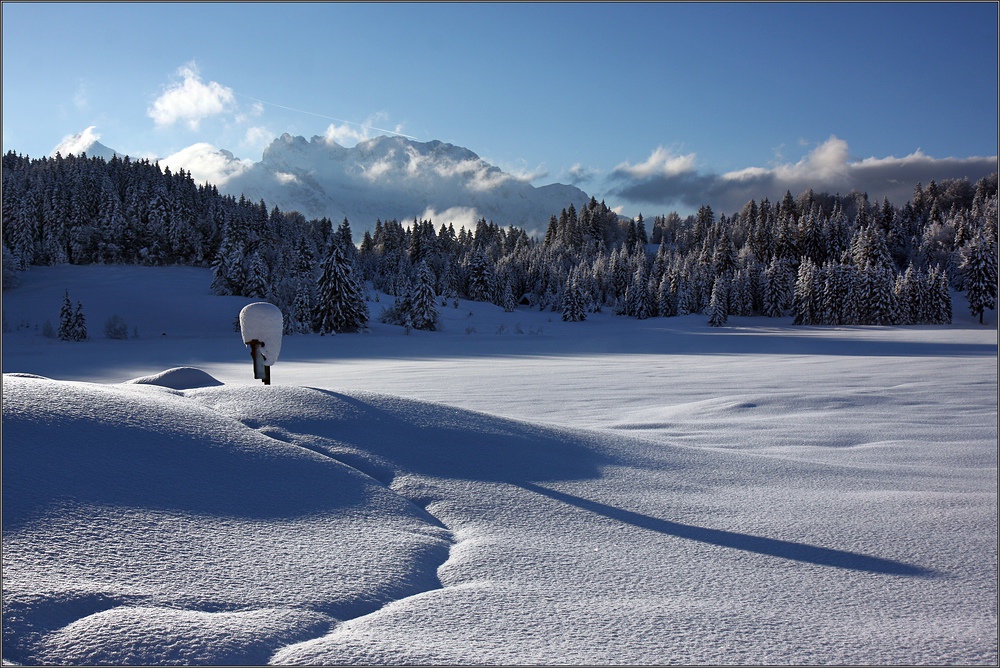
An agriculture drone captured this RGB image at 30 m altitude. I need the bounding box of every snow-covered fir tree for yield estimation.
[408,260,440,330]
[708,275,729,327]
[561,276,587,322]
[57,290,88,341]
[792,258,819,325]
[960,233,998,324]
[762,257,786,318]
[72,300,88,341]
[314,238,369,335]
[656,272,676,317]
[57,290,75,341]
[466,250,495,303]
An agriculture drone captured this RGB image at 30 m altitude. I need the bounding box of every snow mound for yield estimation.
[33,606,332,665]
[123,367,224,390]
[2,375,452,665]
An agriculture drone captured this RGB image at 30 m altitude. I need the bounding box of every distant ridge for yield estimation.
[52,130,593,236]
[220,133,591,235]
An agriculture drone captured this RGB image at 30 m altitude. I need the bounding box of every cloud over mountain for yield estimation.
[161,143,254,186]
[609,136,998,213]
[212,133,590,235]
[51,126,119,160]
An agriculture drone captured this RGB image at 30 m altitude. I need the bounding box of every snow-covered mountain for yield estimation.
[51,127,121,161]
[54,131,592,236]
[217,134,589,234]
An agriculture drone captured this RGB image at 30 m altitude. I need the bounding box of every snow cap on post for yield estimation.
[239,302,283,365]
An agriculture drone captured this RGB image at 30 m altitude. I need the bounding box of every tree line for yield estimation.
[2,149,997,332]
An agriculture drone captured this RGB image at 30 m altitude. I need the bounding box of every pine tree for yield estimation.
[862,264,899,326]
[961,234,998,324]
[708,276,729,327]
[730,268,752,317]
[467,250,495,302]
[929,265,953,324]
[675,269,693,316]
[656,272,676,317]
[851,225,893,270]
[792,258,819,325]
[58,290,75,341]
[314,240,369,334]
[762,257,785,318]
[72,301,88,341]
[501,276,518,313]
[625,264,653,319]
[244,250,268,299]
[893,264,922,325]
[409,260,440,330]
[822,262,849,325]
[562,276,586,322]
[290,279,315,334]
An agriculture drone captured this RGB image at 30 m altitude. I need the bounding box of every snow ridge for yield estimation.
[1,376,458,664]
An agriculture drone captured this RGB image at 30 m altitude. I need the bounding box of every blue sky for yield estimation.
[3,2,997,216]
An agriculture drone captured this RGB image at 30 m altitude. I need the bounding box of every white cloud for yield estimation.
[363,153,396,182]
[420,206,481,230]
[148,63,236,130]
[322,111,411,147]
[52,126,101,157]
[242,126,275,154]
[469,168,514,192]
[614,146,698,180]
[610,135,998,214]
[160,142,253,186]
[502,164,548,184]
[323,122,368,146]
[773,135,852,185]
[432,158,482,181]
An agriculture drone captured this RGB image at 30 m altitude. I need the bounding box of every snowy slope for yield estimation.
[2,265,998,665]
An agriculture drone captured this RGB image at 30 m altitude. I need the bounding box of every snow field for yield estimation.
[2,265,997,664]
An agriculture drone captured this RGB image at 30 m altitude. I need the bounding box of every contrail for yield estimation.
[233,91,417,140]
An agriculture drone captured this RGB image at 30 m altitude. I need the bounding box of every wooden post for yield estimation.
[240,303,282,386]
[248,339,266,382]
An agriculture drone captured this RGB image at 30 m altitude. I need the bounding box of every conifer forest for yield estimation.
[3,150,997,332]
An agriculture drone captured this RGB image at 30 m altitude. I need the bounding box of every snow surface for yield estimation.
[2,265,997,665]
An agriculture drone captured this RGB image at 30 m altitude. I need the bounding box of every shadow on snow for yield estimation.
[521,482,941,578]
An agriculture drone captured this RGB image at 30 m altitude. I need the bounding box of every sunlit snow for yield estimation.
[2,265,997,665]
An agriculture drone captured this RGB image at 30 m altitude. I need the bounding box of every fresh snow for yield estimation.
[2,264,997,665]
[239,302,284,365]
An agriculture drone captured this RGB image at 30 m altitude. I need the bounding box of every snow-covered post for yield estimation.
[239,302,283,385]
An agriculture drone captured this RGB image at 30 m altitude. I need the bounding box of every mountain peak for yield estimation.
[51,126,121,161]
[171,133,591,236]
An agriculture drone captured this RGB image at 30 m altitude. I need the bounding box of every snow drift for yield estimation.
[1,265,996,665]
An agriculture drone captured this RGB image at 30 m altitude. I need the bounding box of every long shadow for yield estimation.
[304,389,612,484]
[521,482,941,578]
